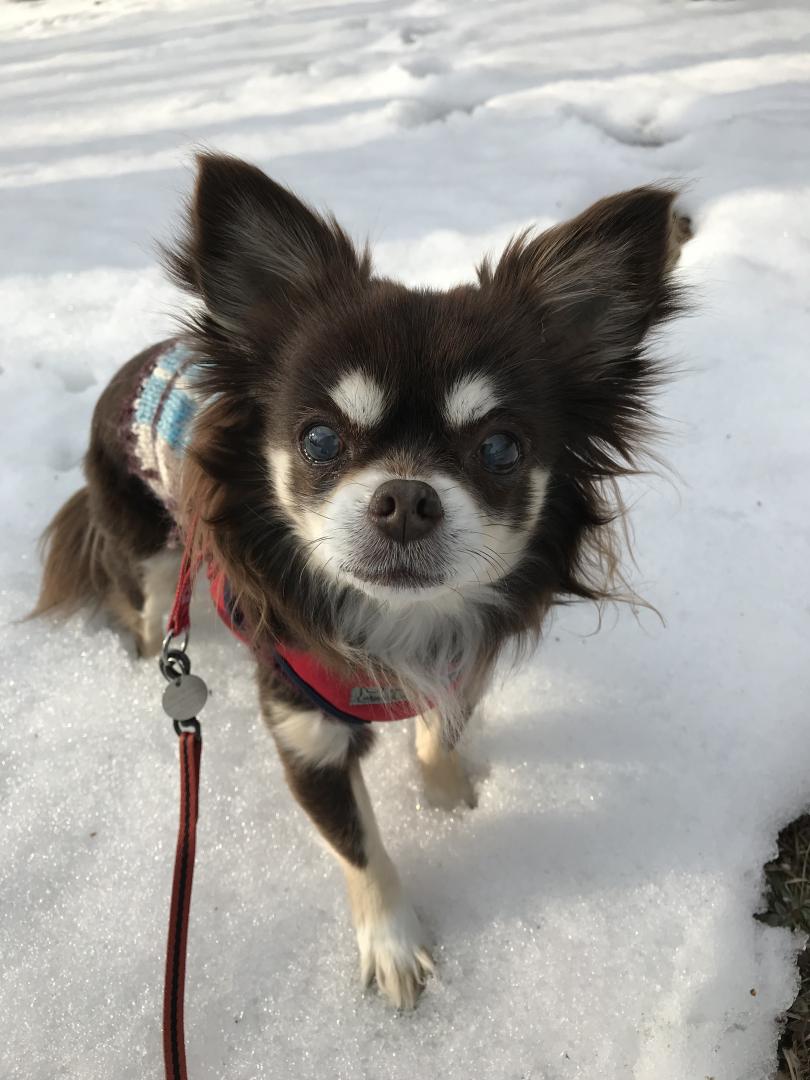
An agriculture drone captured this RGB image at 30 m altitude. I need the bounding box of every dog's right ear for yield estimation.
[165,153,368,337]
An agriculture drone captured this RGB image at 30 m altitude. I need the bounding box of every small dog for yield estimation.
[35,153,688,1008]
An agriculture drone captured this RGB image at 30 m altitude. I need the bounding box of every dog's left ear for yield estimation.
[482,186,685,462]
[166,152,368,338]
[483,186,682,361]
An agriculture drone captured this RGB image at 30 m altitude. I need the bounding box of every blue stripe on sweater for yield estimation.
[134,372,164,427]
[159,343,191,376]
[133,343,193,428]
[133,343,197,443]
[156,388,196,450]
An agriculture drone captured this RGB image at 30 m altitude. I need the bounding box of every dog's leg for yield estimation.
[105,573,146,650]
[264,698,434,1008]
[415,666,492,810]
[415,711,477,810]
[89,543,176,658]
[138,549,181,657]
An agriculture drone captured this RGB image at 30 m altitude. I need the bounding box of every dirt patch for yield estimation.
[759,815,810,1079]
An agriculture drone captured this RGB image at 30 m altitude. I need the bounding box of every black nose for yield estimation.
[368,479,443,544]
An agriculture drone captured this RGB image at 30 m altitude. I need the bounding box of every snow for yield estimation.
[1,0,809,1077]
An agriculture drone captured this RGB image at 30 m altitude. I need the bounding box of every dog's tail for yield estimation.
[30,487,109,618]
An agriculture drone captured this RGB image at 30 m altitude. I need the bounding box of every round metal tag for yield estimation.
[162,674,208,722]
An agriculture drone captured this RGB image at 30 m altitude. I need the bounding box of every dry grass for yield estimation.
[759,815,810,1079]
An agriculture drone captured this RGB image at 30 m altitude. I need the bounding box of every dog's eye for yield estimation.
[301,424,343,463]
[479,432,520,473]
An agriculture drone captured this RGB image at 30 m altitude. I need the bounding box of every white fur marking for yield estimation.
[280,462,549,738]
[528,467,550,531]
[264,448,551,744]
[330,370,387,428]
[273,706,353,767]
[269,447,297,516]
[443,373,500,428]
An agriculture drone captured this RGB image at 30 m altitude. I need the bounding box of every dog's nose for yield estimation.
[368,479,443,544]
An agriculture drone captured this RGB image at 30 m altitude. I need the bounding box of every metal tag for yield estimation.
[162,674,208,722]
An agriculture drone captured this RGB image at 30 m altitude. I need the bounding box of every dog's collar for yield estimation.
[208,567,422,725]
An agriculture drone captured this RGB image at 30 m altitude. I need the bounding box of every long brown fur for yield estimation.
[31,487,106,617]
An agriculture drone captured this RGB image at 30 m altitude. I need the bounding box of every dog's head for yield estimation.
[170,154,681,645]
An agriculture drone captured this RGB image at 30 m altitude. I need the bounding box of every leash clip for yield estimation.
[159,627,208,736]
[161,629,189,676]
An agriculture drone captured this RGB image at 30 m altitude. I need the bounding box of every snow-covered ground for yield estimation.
[2,1,810,1077]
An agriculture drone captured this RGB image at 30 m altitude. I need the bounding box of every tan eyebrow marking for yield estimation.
[329,370,387,427]
[443,373,501,427]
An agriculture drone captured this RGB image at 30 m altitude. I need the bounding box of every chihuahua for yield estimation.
[35,153,688,1008]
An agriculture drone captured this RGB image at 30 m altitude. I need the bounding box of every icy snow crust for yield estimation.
[2,1,809,1077]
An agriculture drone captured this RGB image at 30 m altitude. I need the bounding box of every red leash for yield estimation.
[163,728,201,1080]
[160,534,206,1080]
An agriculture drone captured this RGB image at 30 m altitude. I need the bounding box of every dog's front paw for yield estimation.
[419,752,478,810]
[135,626,163,659]
[356,898,434,1009]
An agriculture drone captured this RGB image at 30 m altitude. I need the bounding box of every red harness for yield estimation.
[208,568,422,724]
[167,534,422,726]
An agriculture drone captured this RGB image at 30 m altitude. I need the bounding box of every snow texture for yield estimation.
[2,1,809,1077]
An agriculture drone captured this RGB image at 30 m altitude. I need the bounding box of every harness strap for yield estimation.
[271,648,374,727]
[208,569,423,723]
